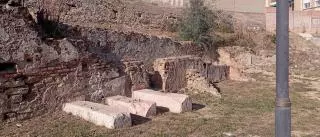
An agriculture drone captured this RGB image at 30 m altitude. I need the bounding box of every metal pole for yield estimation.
[276,0,291,137]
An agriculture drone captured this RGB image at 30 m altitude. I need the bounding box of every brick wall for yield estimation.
[0,6,211,122]
[0,60,129,122]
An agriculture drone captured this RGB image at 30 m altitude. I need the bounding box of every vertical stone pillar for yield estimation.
[123,61,150,92]
[0,94,8,121]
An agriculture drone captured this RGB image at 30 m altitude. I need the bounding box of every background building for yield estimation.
[266,0,320,11]
[265,0,320,33]
[214,0,265,13]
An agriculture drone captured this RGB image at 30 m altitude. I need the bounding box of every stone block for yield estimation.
[16,112,31,120]
[0,94,8,114]
[63,101,132,129]
[132,89,192,113]
[9,94,23,103]
[123,61,149,91]
[5,112,17,122]
[3,80,25,88]
[90,75,131,102]
[25,76,41,84]
[58,38,79,62]
[44,77,55,84]
[9,102,28,112]
[153,56,230,92]
[6,112,16,118]
[103,76,131,97]
[206,64,230,83]
[105,95,156,117]
[5,87,29,95]
[186,69,221,97]
[153,57,189,93]
[153,56,207,93]
[0,27,9,42]
[34,82,45,89]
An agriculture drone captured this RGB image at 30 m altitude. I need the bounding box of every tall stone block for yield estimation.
[153,56,230,93]
[153,56,190,92]
[206,64,230,83]
[123,61,149,91]
[186,69,221,97]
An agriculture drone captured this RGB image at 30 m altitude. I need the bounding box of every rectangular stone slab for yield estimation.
[106,95,156,117]
[132,89,192,113]
[62,101,131,129]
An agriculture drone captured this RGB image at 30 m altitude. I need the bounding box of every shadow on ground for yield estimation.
[192,103,205,111]
[130,114,151,126]
[156,107,170,115]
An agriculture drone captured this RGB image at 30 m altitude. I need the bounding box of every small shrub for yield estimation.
[162,16,180,32]
[271,34,276,44]
[213,10,234,33]
[178,0,214,45]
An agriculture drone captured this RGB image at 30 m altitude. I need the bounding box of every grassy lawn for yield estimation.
[0,78,319,137]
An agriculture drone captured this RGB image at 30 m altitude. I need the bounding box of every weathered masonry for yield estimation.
[0,6,229,122]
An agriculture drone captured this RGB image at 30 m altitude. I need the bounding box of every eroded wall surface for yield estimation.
[0,7,202,121]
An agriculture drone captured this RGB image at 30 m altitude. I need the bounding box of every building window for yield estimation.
[303,0,311,9]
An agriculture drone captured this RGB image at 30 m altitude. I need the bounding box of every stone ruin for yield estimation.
[153,56,229,94]
[0,5,230,123]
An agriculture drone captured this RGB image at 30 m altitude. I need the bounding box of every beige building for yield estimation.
[145,0,266,13]
[265,0,276,7]
[266,0,320,11]
[215,0,265,13]
[265,0,320,33]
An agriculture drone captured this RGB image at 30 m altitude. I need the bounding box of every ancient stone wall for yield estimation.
[205,64,230,83]
[153,56,229,93]
[0,8,128,122]
[73,28,203,70]
[0,7,203,121]
[123,61,149,92]
[186,69,221,97]
[0,60,130,122]
[25,0,182,33]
